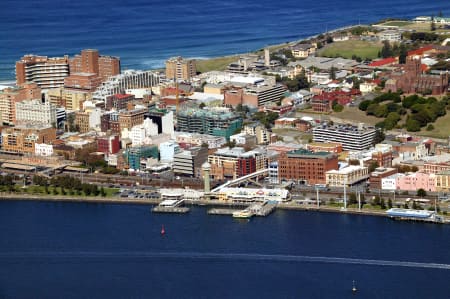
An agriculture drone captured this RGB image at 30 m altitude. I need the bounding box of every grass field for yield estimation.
[317,40,382,60]
[332,107,381,126]
[416,111,450,139]
[196,56,239,73]
[378,21,413,27]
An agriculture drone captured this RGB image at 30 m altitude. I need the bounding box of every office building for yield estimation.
[16,55,70,89]
[278,149,338,185]
[177,107,242,140]
[15,99,56,126]
[313,123,377,151]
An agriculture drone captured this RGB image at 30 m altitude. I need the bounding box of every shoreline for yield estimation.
[1,193,447,224]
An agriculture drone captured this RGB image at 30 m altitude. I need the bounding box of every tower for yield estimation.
[202,162,211,193]
[264,48,270,67]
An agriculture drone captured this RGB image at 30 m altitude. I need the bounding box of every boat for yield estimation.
[352,280,357,293]
[232,210,253,219]
[386,208,434,219]
[161,225,165,235]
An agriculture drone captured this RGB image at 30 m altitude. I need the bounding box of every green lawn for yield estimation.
[196,56,239,73]
[379,21,413,27]
[12,185,119,197]
[318,40,382,60]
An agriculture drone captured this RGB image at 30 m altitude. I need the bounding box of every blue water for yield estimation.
[1,0,450,81]
[0,200,449,298]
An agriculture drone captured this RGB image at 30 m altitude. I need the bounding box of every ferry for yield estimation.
[386,208,434,219]
[232,210,253,219]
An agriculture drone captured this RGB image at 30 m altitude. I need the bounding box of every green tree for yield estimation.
[417,188,427,197]
[358,100,372,111]
[380,40,393,58]
[431,15,436,31]
[388,198,393,209]
[380,198,386,209]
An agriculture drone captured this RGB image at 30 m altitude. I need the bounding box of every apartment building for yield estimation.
[165,57,196,82]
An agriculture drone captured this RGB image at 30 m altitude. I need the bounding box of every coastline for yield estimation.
[1,193,446,223]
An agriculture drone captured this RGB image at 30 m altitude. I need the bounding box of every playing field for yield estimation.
[317,40,382,60]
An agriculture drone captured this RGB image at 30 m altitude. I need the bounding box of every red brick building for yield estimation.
[97,135,120,155]
[278,149,339,185]
[106,94,135,110]
[385,57,449,95]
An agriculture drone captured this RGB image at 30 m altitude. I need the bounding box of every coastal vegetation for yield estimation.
[358,93,449,132]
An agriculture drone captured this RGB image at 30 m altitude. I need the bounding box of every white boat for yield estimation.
[232,210,253,219]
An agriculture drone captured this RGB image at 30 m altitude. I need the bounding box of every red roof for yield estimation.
[368,57,397,67]
[407,45,434,57]
[113,93,133,99]
[421,64,428,72]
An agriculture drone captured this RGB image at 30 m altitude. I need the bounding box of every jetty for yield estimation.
[152,199,190,213]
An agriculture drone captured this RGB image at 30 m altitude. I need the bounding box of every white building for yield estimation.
[313,123,377,151]
[378,30,402,42]
[382,174,400,190]
[88,108,102,131]
[35,143,53,156]
[159,140,181,163]
[161,111,175,138]
[129,118,159,146]
[360,82,378,94]
[326,165,370,187]
[15,99,56,125]
[217,187,289,202]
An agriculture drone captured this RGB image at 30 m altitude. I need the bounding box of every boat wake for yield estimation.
[1,251,449,270]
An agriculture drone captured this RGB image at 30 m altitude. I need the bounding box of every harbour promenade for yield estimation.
[1,192,447,223]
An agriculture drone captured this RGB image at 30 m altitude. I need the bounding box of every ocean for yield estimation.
[1,0,450,81]
[0,200,449,298]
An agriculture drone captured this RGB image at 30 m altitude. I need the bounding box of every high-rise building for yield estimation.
[165,57,196,82]
[16,55,69,89]
[65,49,120,91]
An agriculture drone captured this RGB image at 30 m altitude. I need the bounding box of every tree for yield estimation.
[368,161,379,172]
[417,188,427,197]
[199,102,206,109]
[388,198,393,209]
[380,198,386,209]
[329,66,337,80]
[372,129,385,145]
[380,40,393,58]
[431,15,436,31]
[399,44,407,64]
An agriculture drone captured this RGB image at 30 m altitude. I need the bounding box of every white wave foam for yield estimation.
[1,251,449,270]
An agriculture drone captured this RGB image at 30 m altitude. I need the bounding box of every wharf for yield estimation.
[152,206,190,213]
[207,208,240,215]
[253,202,277,216]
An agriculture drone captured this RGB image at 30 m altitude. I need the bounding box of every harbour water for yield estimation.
[0,200,449,298]
[1,0,450,81]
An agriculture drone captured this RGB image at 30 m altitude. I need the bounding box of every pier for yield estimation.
[152,199,190,213]
[207,208,240,215]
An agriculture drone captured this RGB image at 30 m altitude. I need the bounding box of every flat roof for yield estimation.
[2,163,36,171]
